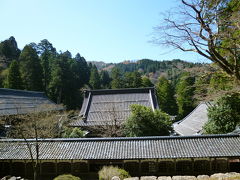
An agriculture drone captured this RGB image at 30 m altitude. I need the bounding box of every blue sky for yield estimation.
[0,0,208,63]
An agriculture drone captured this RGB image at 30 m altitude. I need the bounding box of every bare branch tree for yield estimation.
[153,0,240,81]
[88,105,123,137]
[5,104,60,180]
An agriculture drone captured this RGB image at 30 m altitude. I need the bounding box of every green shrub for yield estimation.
[98,166,130,180]
[53,174,81,180]
[124,104,172,136]
[62,127,85,138]
[203,92,240,134]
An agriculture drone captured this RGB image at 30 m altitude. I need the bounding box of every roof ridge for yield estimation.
[177,102,209,123]
[1,134,239,143]
[84,87,155,94]
[0,88,45,94]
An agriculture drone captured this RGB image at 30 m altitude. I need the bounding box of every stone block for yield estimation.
[124,178,139,180]
[112,176,121,180]
[210,173,227,180]
[197,175,209,180]
[140,176,157,180]
[172,176,197,180]
[158,176,172,180]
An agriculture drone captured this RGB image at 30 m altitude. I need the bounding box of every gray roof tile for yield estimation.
[0,134,239,160]
[173,102,211,136]
[71,88,159,127]
[0,88,63,116]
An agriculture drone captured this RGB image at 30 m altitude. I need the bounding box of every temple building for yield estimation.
[70,87,159,128]
[0,88,63,116]
[173,102,211,136]
[0,134,240,179]
[0,88,63,137]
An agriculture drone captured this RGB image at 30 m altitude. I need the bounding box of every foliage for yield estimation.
[203,92,240,134]
[98,166,130,180]
[4,60,23,89]
[194,73,212,101]
[156,76,177,115]
[141,76,154,87]
[124,71,142,88]
[19,45,43,91]
[1,37,90,110]
[209,72,233,91]
[100,70,111,88]
[0,36,218,111]
[176,73,195,119]
[110,67,124,89]
[112,59,203,84]
[53,174,81,180]
[0,36,20,64]
[37,39,57,91]
[62,127,85,138]
[124,104,172,136]
[48,52,85,109]
[89,65,101,89]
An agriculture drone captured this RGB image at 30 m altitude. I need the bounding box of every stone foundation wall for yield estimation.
[118,172,240,180]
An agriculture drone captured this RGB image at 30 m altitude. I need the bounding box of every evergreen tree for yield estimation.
[19,45,43,91]
[48,59,63,104]
[0,36,20,61]
[124,71,142,88]
[141,76,154,87]
[89,65,101,89]
[100,70,111,88]
[156,76,177,115]
[4,60,23,89]
[111,68,124,89]
[176,73,195,119]
[37,39,57,92]
[48,52,78,109]
[75,53,90,85]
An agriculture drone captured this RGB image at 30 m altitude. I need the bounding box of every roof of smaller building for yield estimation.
[0,134,239,160]
[71,87,159,127]
[173,102,211,136]
[0,88,63,116]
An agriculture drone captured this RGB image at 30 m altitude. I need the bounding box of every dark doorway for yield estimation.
[230,162,240,172]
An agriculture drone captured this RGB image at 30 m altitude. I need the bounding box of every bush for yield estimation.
[98,166,130,180]
[53,174,81,180]
[62,127,85,138]
[124,104,172,136]
[203,92,240,134]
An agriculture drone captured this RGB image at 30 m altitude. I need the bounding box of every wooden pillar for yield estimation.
[24,160,27,178]
[71,160,74,175]
[121,161,124,169]
[209,158,212,175]
[227,158,230,172]
[173,159,176,176]
[39,160,42,176]
[87,160,90,172]
[10,160,13,176]
[191,158,194,175]
[138,160,141,177]
[55,160,58,176]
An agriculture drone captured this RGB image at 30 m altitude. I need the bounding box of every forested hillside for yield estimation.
[97,59,211,84]
[0,36,237,121]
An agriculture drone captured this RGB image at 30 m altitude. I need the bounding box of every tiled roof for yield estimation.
[0,88,63,116]
[0,134,239,160]
[71,88,159,127]
[173,102,211,136]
